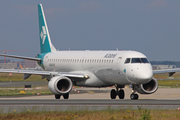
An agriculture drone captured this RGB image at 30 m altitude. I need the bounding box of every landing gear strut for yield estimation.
[110,85,125,99]
[130,85,139,100]
[55,93,69,99]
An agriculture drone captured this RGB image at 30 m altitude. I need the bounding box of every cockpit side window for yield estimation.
[131,58,141,63]
[125,58,131,64]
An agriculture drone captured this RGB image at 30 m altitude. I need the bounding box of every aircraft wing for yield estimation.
[153,68,180,76]
[0,69,86,79]
[0,54,41,61]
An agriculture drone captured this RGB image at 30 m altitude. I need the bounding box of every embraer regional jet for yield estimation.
[0,4,180,100]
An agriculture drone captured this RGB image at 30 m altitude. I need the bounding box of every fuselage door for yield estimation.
[117,57,122,74]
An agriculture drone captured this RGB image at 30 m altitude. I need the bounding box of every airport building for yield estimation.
[0,62,18,69]
[152,65,176,70]
[21,60,37,68]
[0,59,38,69]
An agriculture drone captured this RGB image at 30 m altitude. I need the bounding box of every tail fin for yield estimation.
[19,64,23,69]
[38,4,56,53]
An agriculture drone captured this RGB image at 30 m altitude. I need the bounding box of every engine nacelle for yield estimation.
[48,76,72,95]
[136,78,158,94]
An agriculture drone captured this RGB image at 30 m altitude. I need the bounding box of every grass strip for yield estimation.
[0,89,52,96]
[0,73,43,82]
[0,109,180,120]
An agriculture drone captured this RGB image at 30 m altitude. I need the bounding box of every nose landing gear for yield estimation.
[110,85,125,99]
[130,93,139,100]
[130,85,139,100]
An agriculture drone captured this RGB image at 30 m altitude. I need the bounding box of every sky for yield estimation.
[0,0,180,61]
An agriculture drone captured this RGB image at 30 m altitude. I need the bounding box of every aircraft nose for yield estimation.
[136,69,153,81]
[128,65,153,84]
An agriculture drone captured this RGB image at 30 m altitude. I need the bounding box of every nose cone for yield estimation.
[127,65,153,84]
[136,69,153,82]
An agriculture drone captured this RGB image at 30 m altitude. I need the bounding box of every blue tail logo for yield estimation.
[40,26,46,44]
[38,4,56,54]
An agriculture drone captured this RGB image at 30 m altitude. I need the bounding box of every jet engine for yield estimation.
[136,78,158,94]
[48,76,72,95]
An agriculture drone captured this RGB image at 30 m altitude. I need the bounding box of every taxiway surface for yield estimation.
[0,88,180,113]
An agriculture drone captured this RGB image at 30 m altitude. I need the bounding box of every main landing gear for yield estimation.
[110,85,139,100]
[55,93,69,99]
[110,85,125,99]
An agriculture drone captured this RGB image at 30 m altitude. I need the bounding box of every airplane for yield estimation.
[0,4,180,100]
[19,63,42,71]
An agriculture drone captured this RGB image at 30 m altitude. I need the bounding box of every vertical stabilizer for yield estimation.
[38,4,56,53]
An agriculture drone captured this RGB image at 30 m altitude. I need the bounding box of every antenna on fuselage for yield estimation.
[116,48,118,51]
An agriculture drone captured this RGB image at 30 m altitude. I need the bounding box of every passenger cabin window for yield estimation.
[125,58,131,64]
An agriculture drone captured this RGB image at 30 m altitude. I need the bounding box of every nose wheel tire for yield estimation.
[110,89,116,99]
[55,95,61,99]
[118,89,125,99]
[130,93,139,100]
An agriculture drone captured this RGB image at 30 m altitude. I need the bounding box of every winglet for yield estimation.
[38,4,56,53]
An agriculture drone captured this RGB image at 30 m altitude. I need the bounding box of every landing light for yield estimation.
[85,75,89,79]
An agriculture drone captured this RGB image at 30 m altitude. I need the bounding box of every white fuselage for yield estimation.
[43,50,153,87]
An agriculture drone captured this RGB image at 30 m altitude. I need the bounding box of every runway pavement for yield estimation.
[0,88,180,113]
[0,99,180,105]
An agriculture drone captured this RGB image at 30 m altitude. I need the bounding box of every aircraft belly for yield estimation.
[75,71,110,87]
[94,69,130,85]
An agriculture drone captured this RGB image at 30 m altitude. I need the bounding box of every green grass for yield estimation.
[154,72,180,88]
[0,73,43,82]
[0,88,52,96]
[1,109,180,120]
[154,72,180,79]
[158,80,180,88]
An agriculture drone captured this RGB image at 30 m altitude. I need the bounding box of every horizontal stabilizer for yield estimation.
[0,54,41,61]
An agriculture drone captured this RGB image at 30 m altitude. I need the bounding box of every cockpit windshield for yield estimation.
[131,58,141,63]
[141,58,149,63]
[124,58,149,64]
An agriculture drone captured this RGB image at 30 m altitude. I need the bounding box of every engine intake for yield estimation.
[48,76,72,95]
[136,78,158,94]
